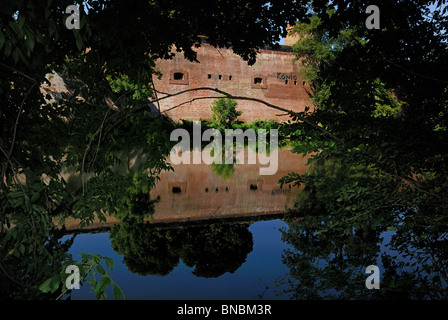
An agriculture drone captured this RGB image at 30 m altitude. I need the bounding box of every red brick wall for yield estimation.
[148,148,308,222]
[153,44,311,123]
[59,148,309,230]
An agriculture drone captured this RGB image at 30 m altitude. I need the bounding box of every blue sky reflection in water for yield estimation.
[63,216,448,300]
[65,219,292,300]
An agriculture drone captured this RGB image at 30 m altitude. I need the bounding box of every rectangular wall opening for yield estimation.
[172,186,182,194]
[173,72,184,80]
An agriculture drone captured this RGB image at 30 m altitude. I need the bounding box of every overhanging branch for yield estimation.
[149,87,345,144]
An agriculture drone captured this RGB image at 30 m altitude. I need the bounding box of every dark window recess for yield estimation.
[285,80,288,84]
[215,187,219,192]
[225,187,229,192]
[205,187,209,192]
[229,75,232,80]
[294,80,297,85]
[302,81,306,86]
[254,77,263,85]
[173,72,184,80]
[218,75,222,80]
[172,186,182,193]
[249,184,258,191]
[208,74,212,79]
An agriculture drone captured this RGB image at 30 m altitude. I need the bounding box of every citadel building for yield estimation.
[152,25,311,123]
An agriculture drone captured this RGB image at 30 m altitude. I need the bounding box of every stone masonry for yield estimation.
[153,38,311,123]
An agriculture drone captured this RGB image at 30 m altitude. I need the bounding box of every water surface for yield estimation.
[66,219,292,300]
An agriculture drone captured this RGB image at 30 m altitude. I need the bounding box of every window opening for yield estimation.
[173,72,184,80]
[172,186,182,193]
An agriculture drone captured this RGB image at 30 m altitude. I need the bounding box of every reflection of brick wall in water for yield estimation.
[150,149,309,222]
[153,43,312,123]
[58,149,309,230]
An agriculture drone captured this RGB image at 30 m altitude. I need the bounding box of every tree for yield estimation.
[209,97,242,130]
[110,218,253,278]
[278,0,448,298]
[281,0,448,230]
[0,0,303,299]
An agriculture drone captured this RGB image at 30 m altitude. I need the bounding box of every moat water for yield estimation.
[59,149,447,300]
[65,219,291,300]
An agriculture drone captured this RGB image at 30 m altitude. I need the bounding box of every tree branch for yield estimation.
[0,63,38,83]
[380,53,448,84]
[150,87,345,144]
[1,82,37,190]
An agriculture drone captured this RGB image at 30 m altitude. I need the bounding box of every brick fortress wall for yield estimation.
[152,42,312,123]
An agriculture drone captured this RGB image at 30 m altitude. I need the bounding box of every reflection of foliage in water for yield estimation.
[278,213,448,300]
[276,4,448,300]
[1,110,175,299]
[210,161,235,179]
[0,225,74,300]
[209,149,235,180]
[277,159,448,299]
[0,0,313,300]
[111,218,182,276]
[110,218,253,278]
[278,215,381,300]
[180,222,253,278]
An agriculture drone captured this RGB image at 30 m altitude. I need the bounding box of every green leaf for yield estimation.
[98,292,107,300]
[11,198,23,208]
[113,285,122,300]
[32,204,45,212]
[45,7,51,20]
[9,21,23,38]
[49,20,55,37]
[76,36,83,51]
[12,48,20,64]
[96,264,106,275]
[50,275,61,293]
[35,31,44,44]
[74,31,84,51]
[0,30,5,50]
[19,244,25,255]
[24,195,32,213]
[105,257,114,271]
[39,275,61,294]
[30,191,40,203]
[8,191,24,199]
[95,275,112,298]
[86,277,96,284]
[17,14,25,29]
[25,30,35,52]
[39,278,52,293]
